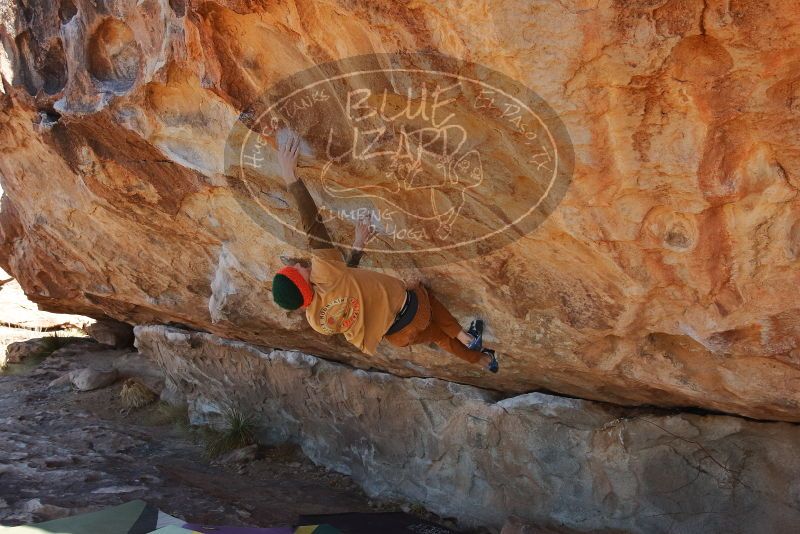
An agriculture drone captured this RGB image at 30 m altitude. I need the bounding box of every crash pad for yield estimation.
[5,500,183,534]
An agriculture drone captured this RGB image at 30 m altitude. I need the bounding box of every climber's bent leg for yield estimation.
[415,295,484,364]
[385,287,485,365]
[435,334,484,364]
[413,321,484,364]
[427,293,471,340]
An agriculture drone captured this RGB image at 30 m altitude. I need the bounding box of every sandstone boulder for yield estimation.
[86,318,135,349]
[3,338,48,365]
[1,1,799,423]
[68,367,118,391]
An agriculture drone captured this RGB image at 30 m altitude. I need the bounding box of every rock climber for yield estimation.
[270,131,499,373]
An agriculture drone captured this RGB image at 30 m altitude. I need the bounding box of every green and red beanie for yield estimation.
[272,266,313,310]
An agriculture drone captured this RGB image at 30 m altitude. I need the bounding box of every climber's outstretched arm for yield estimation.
[287,181,336,251]
[278,131,377,266]
[277,132,335,251]
[346,216,376,268]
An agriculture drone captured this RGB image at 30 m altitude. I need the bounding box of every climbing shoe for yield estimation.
[482,348,499,373]
[466,319,484,351]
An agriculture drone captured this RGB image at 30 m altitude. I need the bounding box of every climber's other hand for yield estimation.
[277,130,301,184]
[353,215,376,249]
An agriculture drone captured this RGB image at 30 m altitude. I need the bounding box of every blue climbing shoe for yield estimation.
[467,319,484,351]
[482,348,499,373]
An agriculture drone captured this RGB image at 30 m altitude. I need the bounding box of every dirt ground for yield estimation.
[0,333,478,532]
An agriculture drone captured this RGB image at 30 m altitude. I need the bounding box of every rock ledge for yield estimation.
[136,324,800,533]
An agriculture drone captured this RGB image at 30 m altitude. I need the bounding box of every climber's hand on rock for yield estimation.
[278,131,301,184]
[353,216,376,250]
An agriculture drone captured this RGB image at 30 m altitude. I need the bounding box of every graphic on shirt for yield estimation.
[318,296,361,335]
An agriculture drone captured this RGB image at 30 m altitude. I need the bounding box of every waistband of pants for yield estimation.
[385,289,417,336]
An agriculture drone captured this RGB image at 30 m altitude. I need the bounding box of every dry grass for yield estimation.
[119,378,158,409]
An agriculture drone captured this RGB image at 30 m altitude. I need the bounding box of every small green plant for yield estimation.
[202,405,258,459]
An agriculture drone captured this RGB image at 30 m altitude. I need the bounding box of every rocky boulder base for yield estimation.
[3,337,50,367]
[1,0,800,421]
[86,318,135,349]
[137,325,800,534]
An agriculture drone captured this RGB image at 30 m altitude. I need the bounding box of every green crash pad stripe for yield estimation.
[4,500,158,534]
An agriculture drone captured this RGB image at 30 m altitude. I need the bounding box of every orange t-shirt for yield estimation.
[305,248,407,355]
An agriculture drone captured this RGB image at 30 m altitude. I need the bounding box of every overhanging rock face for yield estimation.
[136,325,800,533]
[1,0,800,421]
